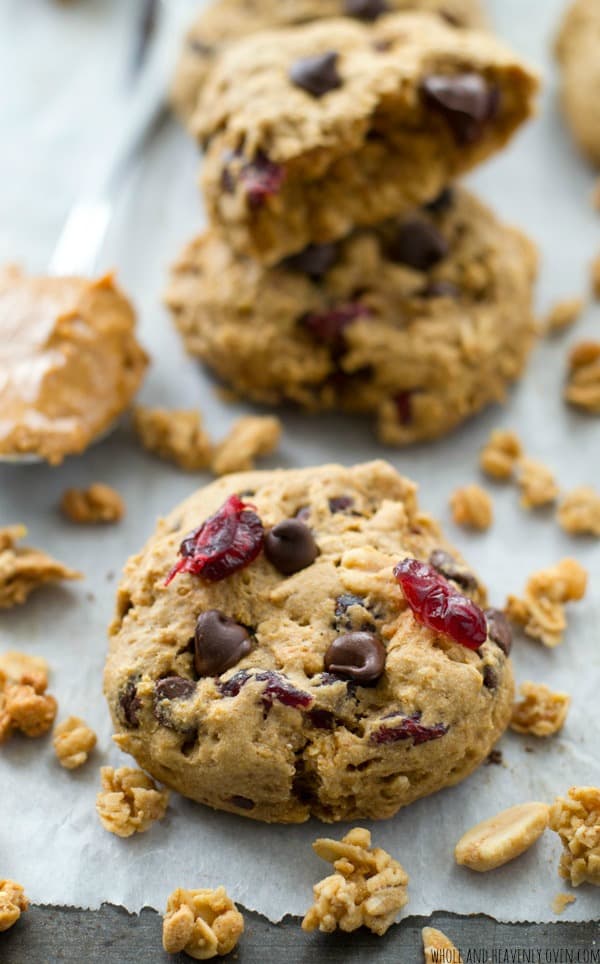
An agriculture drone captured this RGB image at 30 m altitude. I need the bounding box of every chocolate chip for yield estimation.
[483,666,498,690]
[289,51,341,98]
[329,496,354,514]
[228,795,255,810]
[283,243,338,279]
[429,549,478,592]
[334,593,374,632]
[308,708,336,730]
[420,280,460,299]
[119,679,141,728]
[421,73,500,145]
[344,0,388,19]
[324,632,386,684]
[387,218,449,270]
[295,506,311,522]
[265,519,318,575]
[194,610,252,677]
[424,186,455,214]
[155,676,196,701]
[485,608,513,655]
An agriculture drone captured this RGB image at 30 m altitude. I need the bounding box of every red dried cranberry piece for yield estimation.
[240,153,285,209]
[166,495,264,584]
[217,670,251,697]
[371,712,448,746]
[394,557,487,650]
[302,302,370,350]
[394,391,414,426]
[255,671,312,710]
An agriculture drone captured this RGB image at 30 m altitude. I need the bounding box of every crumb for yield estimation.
[485,749,504,766]
[60,483,125,524]
[162,887,244,959]
[510,682,570,737]
[450,484,493,530]
[53,716,97,769]
[133,406,212,471]
[565,341,600,413]
[96,766,169,837]
[549,787,600,886]
[591,255,600,300]
[552,893,576,915]
[0,651,48,693]
[517,457,560,509]
[0,652,57,743]
[302,827,408,936]
[544,297,584,334]
[558,486,600,536]
[422,927,463,963]
[211,415,282,477]
[455,802,549,872]
[0,880,28,932]
[506,558,587,647]
[479,429,523,480]
[0,525,80,609]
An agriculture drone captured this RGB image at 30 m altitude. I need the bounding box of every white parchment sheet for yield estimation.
[1,0,599,923]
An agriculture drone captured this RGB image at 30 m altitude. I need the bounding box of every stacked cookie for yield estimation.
[167,5,540,444]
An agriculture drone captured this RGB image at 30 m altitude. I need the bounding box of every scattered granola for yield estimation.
[510,682,570,737]
[96,766,169,837]
[449,484,493,531]
[211,415,282,477]
[565,341,600,413]
[0,880,28,932]
[0,525,80,609]
[552,893,576,915]
[162,886,244,959]
[0,650,48,693]
[549,787,600,886]
[479,429,523,480]
[454,802,549,872]
[60,483,125,524]
[422,927,463,963]
[53,716,97,769]
[302,827,408,937]
[506,557,587,647]
[133,406,212,471]
[544,297,584,334]
[558,486,600,536]
[0,652,57,743]
[591,255,600,300]
[517,457,560,509]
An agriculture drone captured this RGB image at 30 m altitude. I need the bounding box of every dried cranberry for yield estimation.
[217,670,251,698]
[166,495,264,584]
[394,557,487,650]
[240,153,285,209]
[302,302,370,352]
[371,712,448,746]
[395,391,414,426]
[255,671,312,711]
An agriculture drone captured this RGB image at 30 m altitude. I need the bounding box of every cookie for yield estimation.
[171,0,488,129]
[556,0,600,166]
[166,188,538,445]
[105,460,514,824]
[0,267,148,464]
[196,13,538,264]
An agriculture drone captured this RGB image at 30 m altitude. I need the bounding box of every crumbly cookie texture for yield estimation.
[556,0,600,165]
[211,416,282,476]
[197,13,538,264]
[53,716,97,769]
[162,886,244,959]
[450,485,493,530]
[171,0,487,129]
[455,802,549,872]
[60,483,125,524]
[0,525,80,609]
[517,457,560,510]
[510,682,570,738]
[105,460,514,824]
[422,927,463,962]
[0,652,57,743]
[0,267,148,464]
[544,297,584,334]
[558,487,600,536]
[0,880,28,932]
[506,558,587,648]
[96,766,169,837]
[479,429,523,480]
[302,827,408,935]
[549,787,600,887]
[565,341,600,413]
[167,188,538,447]
[133,406,213,472]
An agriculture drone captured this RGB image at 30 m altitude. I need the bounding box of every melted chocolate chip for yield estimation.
[429,549,478,593]
[289,51,342,98]
[265,519,318,575]
[155,676,196,701]
[119,679,141,728]
[345,0,388,19]
[334,593,374,632]
[388,218,449,271]
[424,186,455,214]
[228,795,255,810]
[324,632,386,684]
[284,243,338,279]
[485,608,513,655]
[421,73,500,145]
[194,610,252,677]
[420,280,460,299]
[329,495,354,514]
[308,708,336,730]
[483,666,498,691]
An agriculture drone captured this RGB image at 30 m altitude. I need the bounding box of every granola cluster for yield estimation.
[134,406,213,471]
[549,786,600,886]
[162,886,244,959]
[558,486,600,536]
[506,557,587,647]
[0,879,28,932]
[565,341,600,413]
[211,415,281,476]
[544,297,584,334]
[0,525,80,609]
[479,429,523,480]
[517,457,559,509]
[96,766,169,837]
[60,483,125,524]
[422,927,463,963]
[53,716,97,769]
[0,651,57,743]
[450,484,493,530]
[510,682,570,737]
[302,828,408,937]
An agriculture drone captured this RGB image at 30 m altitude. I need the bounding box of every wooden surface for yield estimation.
[2,905,598,963]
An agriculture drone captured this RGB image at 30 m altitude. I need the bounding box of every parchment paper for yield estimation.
[1,0,599,923]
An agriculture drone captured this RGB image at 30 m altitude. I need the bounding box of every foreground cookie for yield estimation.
[171,0,487,129]
[196,13,538,264]
[167,188,538,444]
[556,0,600,166]
[105,461,513,823]
[0,266,148,464]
